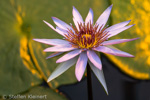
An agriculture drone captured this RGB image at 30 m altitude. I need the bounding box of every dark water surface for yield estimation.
[58,55,150,100]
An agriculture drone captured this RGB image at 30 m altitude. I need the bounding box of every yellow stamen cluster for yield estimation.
[65,22,109,49]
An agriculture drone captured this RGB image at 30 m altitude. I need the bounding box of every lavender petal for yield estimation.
[94,46,134,57]
[46,52,63,59]
[108,24,134,38]
[33,39,70,46]
[43,20,66,36]
[105,20,131,32]
[85,8,94,25]
[89,61,108,95]
[75,51,88,81]
[95,4,113,31]
[102,38,139,45]
[44,45,75,52]
[72,6,84,25]
[47,56,78,82]
[52,17,74,31]
[56,49,82,63]
[87,50,102,70]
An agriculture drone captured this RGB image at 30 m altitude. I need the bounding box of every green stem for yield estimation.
[87,63,93,100]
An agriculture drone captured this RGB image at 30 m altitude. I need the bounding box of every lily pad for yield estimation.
[107,0,150,79]
[0,0,42,95]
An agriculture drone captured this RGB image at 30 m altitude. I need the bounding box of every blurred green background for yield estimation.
[0,0,150,99]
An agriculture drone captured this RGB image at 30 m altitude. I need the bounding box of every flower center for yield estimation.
[78,33,93,48]
[82,34,91,38]
[65,22,109,49]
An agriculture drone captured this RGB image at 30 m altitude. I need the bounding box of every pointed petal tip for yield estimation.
[76,76,82,81]
[89,8,93,14]
[106,92,109,95]
[110,4,113,7]
[126,20,131,23]
[108,4,113,9]
[89,8,93,15]
[47,80,50,82]
[51,17,59,21]
[73,6,78,10]
[43,50,46,52]
[126,24,135,29]
[51,17,56,20]
[43,49,48,52]
[99,67,102,70]
[72,6,76,11]
[132,37,140,41]
[98,66,102,70]
[72,6,84,24]
[47,78,51,82]
[124,54,135,58]
[130,55,135,57]
[96,66,102,70]
[33,39,39,40]
[136,37,140,39]
[46,57,49,59]
[43,20,48,24]
[46,52,63,59]
[44,49,52,52]
[75,69,83,82]
[75,71,82,81]
[89,8,93,11]
[128,24,135,28]
[33,39,39,42]
[56,60,60,63]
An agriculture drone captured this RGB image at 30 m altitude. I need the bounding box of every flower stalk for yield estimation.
[87,63,93,100]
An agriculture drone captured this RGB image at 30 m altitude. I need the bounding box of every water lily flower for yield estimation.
[33,5,138,94]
